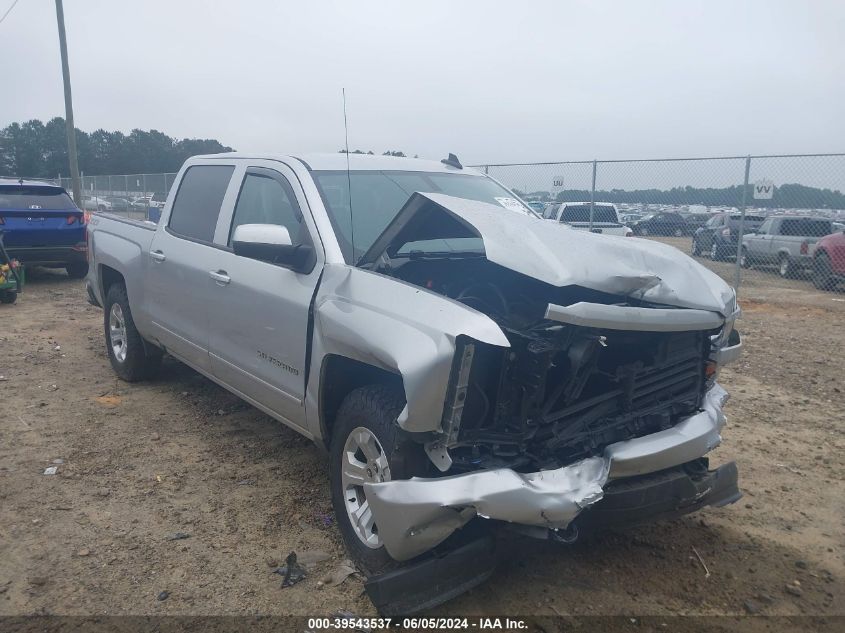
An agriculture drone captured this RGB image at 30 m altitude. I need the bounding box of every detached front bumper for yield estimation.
[365,383,737,562]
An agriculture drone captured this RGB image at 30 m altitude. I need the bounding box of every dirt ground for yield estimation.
[0,255,842,627]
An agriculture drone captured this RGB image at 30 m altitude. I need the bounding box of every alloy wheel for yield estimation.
[341,426,391,548]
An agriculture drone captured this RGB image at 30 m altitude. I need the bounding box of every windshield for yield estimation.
[559,204,618,223]
[0,186,75,210]
[312,170,530,262]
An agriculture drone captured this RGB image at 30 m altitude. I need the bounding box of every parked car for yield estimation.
[630,212,690,236]
[692,213,767,261]
[129,196,151,211]
[543,202,632,236]
[105,196,131,212]
[811,227,845,290]
[0,179,88,278]
[741,216,835,277]
[86,152,742,613]
[682,212,713,233]
[148,191,168,209]
[620,212,643,224]
[526,201,545,214]
[81,195,113,212]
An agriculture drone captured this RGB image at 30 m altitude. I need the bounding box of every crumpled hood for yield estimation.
[360,192,736,315]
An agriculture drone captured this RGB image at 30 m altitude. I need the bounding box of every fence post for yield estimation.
[484,165,489,175]
[733,156,752,293]
[142,175,148,221]
[589,159,597,232]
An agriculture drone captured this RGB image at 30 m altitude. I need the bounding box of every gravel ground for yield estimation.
[0,257,842,629]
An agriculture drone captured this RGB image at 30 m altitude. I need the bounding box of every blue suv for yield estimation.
[0,179,88,278]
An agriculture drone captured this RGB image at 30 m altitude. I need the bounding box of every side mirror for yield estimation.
[231,224,314,273]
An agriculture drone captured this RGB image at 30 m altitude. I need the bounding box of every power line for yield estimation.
[0,0,21,26]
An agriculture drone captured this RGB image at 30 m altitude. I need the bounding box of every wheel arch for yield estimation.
[99,264,126,301]
[319,354,404,449]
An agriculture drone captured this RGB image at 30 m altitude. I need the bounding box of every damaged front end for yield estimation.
[343,193,743,562]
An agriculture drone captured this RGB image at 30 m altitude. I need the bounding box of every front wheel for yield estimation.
[740,246,752,269]
[329,384,427,576]
[639,227,649,236]
[0,290,17,304]
[673,228,684,237]
[104,283,162,381]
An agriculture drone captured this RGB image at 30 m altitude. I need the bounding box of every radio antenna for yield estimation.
[342,88,355,263]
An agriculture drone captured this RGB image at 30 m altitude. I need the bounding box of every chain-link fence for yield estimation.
[475,154,845,300]
[32,173,179,222]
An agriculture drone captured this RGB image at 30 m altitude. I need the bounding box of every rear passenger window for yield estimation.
[168,165,235,242]
[229,172,307,246]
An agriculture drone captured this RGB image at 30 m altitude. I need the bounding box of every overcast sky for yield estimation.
[1,0,843,165]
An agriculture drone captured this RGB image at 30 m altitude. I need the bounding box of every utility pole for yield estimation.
[55,0,81,206]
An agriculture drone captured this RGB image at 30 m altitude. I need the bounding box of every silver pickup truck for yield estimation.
[740,215,835,277]
[86,152,743,608]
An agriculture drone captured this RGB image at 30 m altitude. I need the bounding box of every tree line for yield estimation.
[0,118,234,178]
[513,184,845,209]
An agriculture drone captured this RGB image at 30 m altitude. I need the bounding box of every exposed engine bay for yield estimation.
[373,255,717,473]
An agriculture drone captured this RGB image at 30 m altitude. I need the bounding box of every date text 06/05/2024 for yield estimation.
[307,617,528,630]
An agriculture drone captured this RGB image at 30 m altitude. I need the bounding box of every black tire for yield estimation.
[673,227,683,237]
[778,253,794,279]
[812,253,836,291]
[740,246,752,269]
[104,283,162,381]
[0,290,17,304]
[710,241,722,261]
[691,238,700,256]
[329,384,428,576]
[639,227,649,236]
[66,262,89,279]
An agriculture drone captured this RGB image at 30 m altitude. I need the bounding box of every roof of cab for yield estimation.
[191,152,483,175]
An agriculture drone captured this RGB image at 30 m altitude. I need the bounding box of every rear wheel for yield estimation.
[329,384,427,575]
[639,227,649,236]
[778,254,795,278]
[66,262,89,279]
[104,283,162,381]
[673,227,684,237]
[710,242,722,261]
[812,253,836,290]
[0,290,17,304]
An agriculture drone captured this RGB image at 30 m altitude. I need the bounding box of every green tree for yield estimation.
[0,119,234,177]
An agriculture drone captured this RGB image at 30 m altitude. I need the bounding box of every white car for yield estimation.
[80,195,113,212]
[544,202,632,236]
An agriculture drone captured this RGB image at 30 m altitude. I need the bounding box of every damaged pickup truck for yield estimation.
[86,152,743,611]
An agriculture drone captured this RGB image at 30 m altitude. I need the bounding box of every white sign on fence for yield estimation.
[551,175,565,193]
[753,179,774,200]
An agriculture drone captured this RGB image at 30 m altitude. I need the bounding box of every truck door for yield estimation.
[748,217,773,263]
[207,164,323,429]
[145,164,236,371]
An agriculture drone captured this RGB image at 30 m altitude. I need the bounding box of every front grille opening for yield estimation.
[452,327,710,472]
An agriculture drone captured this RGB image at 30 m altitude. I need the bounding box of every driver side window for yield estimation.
[229,171,307,246]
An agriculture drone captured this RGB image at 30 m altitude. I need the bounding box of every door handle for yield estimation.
[209,270,231,285]
[150,250,166,262]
